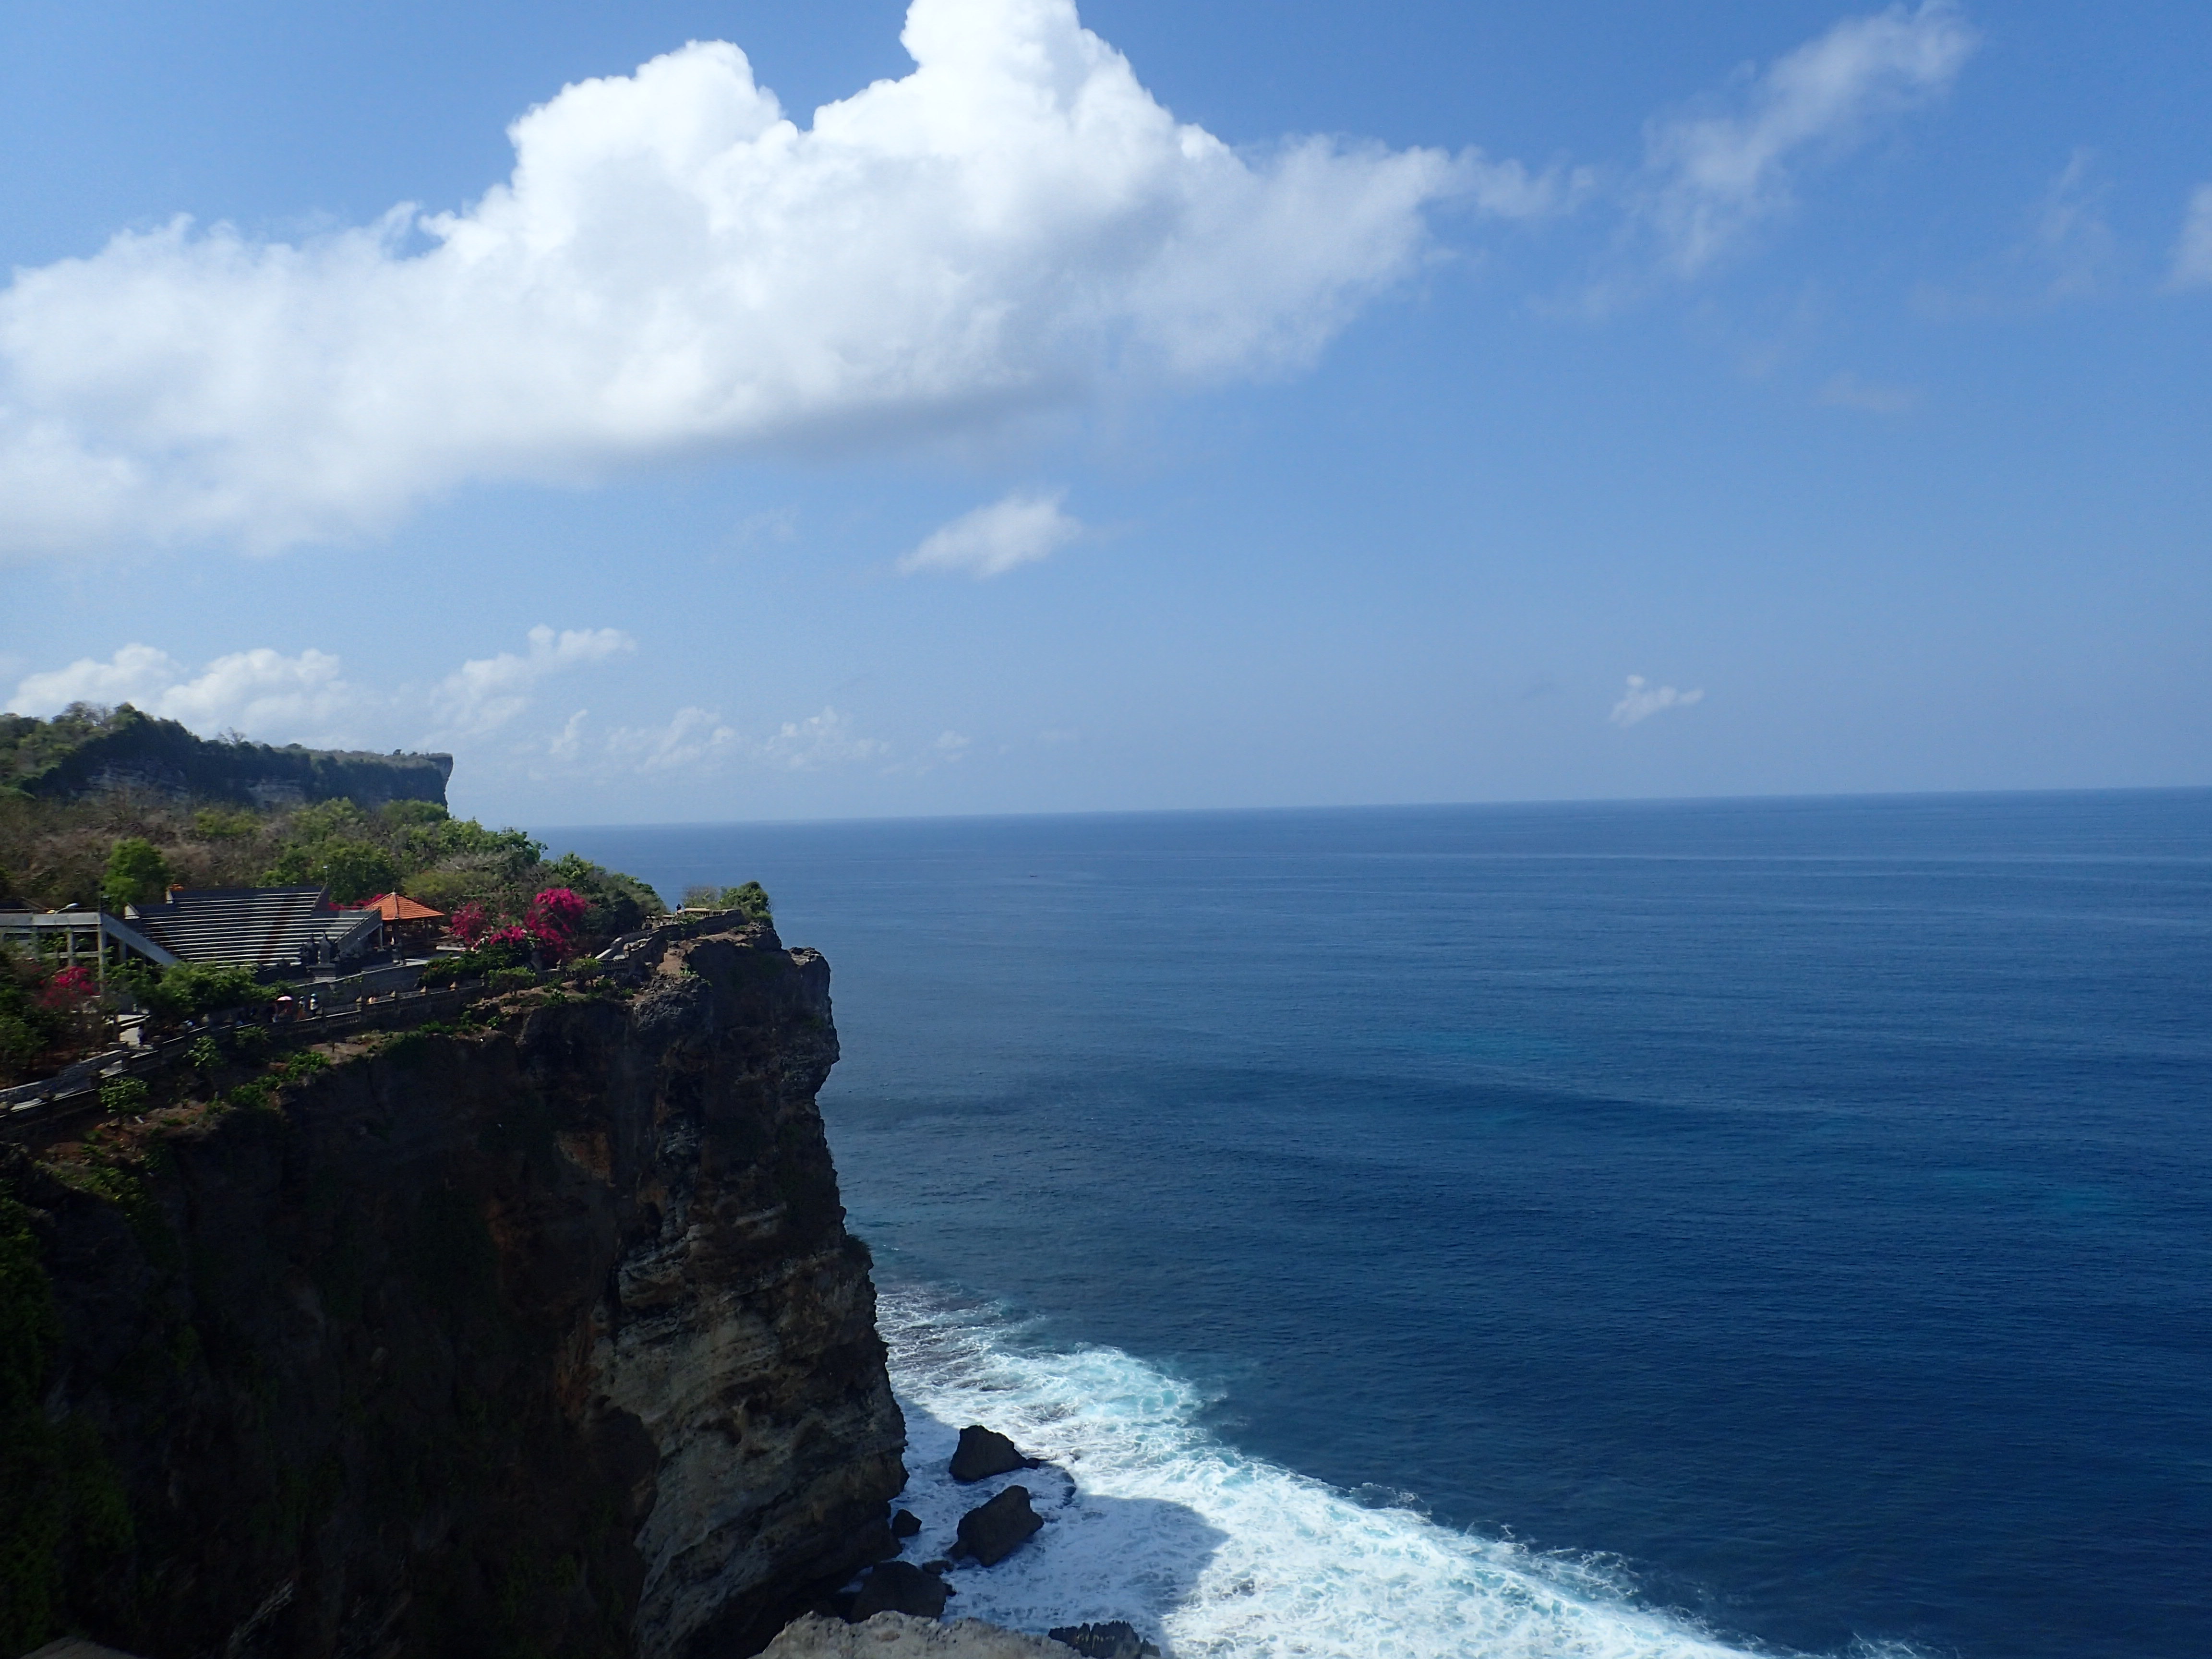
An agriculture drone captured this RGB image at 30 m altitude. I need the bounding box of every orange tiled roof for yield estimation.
[361,891,446,923]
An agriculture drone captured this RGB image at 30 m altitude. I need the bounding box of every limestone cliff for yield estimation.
[0,917,905,1659]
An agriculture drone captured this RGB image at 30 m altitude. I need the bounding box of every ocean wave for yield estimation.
[876,1286,1793,1659]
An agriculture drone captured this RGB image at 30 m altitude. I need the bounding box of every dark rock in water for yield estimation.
[891,1508,922,1538]
[922,1560,955,1575]
[950,1423,1034,1481]
[1047,1623,1161,1659]
[849,1561,950,1621]
[953,1484,1044,1565]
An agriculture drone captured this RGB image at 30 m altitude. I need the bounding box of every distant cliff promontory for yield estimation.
[1,703,451,810]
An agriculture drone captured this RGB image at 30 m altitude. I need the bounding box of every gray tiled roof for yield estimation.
[127,887,382,972]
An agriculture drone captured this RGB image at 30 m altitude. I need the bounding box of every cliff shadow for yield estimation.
[884,1402,1229,1655]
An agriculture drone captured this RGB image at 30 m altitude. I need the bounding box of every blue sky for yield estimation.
[2,0,2207,824]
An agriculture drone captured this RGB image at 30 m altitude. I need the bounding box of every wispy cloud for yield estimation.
[1819,370,1917,414]
[1638,2,1977,276]
[600,704,893,776]
[1610,674,1706,727]
[1912,150,2127,320]
[900,489,1082,578]
[430,626,635,738]
[2026,149,2116,300]
[604,707,741,773]
[758,707,891,770]
[2169,183,2212,290]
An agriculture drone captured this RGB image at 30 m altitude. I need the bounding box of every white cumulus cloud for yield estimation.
[2169,183,2212,290]
[8,644,359,743]
[431,626,635,737]
[1639,1,1976,275]
[900,488,1082,577]
[0,0,1529,560]
[1609,674,1705,728]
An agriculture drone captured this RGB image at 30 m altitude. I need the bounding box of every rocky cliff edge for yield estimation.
[0,916,905,1659]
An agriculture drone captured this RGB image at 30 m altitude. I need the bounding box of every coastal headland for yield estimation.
[2,909,917,1658]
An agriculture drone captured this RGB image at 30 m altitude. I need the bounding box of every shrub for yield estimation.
[187,1036,221,1071]
[262,838,399,904]
[191,807,259,841]
[38,965,95,1010]
[418,931,532,987]
[270,1050,327,1085]
[141,962,275,1022]
[486,967,536,994]
[0,947,72,1085]
[677,881,771,924]
[97,1077,149,1115]
[720,882,772,924]
[405,868,491,915]
[380,800,449,829]
[525,887,587,960]
[102,837,171,910]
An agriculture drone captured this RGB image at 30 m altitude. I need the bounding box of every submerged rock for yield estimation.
[953,1485,1044,1565]
[852,1561,950,1621]
[1046,1623,1161,1659]
[950,1423,1034,1482]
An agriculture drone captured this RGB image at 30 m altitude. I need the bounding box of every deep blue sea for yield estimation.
[552,793,2212,1659]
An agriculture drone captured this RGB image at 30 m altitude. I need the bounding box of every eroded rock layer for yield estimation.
[0,918,905,1659]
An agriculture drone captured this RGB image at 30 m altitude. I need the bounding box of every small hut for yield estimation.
[358,892,446,956]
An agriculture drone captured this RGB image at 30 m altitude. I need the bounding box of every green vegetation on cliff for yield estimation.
[1,780,661,928]
[0,718,675,1084]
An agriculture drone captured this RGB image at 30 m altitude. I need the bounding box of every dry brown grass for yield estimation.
[0,790,286,909]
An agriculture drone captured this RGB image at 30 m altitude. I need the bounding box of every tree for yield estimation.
[101,837,171,910]
[316,841,400,905]
[719,882,773,925]
[262,838,398,903]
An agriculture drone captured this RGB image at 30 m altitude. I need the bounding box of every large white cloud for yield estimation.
[8,645,358,742]
[0,0,1540,560]
[1638,1,1976,275]
[7,626,637,751]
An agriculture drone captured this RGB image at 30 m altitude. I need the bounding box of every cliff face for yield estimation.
[0,920,905,1659]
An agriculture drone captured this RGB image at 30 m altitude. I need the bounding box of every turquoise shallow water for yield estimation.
[553,791,2212,1659]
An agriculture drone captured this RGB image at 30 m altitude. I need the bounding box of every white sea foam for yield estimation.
[877,1287,1778,1659]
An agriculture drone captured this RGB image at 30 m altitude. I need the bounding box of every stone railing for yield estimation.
[0,978,509,1142]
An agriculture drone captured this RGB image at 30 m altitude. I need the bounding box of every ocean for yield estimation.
[551,792,2212,1659]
